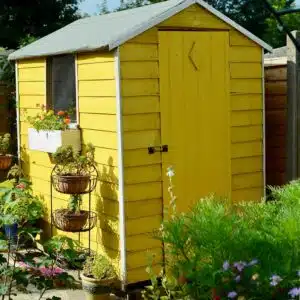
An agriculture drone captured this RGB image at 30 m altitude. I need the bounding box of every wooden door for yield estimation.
[159,31,231,213]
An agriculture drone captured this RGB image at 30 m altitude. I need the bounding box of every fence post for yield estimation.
[286,30,300,181]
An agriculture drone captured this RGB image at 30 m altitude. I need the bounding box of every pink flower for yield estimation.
[39,266,64,277]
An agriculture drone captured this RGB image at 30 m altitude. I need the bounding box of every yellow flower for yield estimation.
[46,110,54,116]
[252,273,259,280]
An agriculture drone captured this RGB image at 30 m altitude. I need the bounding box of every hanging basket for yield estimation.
[53,209,89,232]
[0,155,12,170]
[52,174,98,194]
[55,175,90,194]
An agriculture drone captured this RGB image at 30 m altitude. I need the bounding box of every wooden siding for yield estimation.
[77,52,119,271]
[264,65,287,186]
[229,36,264,202]
[17,54,120,272]
[120,4,264,283]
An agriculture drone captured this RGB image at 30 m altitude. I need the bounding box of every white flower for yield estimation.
[166,167,175,178]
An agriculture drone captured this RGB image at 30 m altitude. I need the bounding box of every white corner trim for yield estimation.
[75,54,80,124]
[109,0,272,52]
[114,47,127,287]
[15,62,21,162]
[262,49,266,199]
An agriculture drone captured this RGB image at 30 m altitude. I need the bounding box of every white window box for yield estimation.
[28,128,81,153]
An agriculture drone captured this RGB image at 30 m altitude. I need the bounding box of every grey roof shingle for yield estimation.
[9,0,272,61]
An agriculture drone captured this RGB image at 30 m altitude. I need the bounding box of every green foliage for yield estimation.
[27,108,72,131]
[83,254,116,280]
[0,178,45,226]
[0,133,11,155]
[68,195,82,213]
[144,171,300,299]
[44,235,83,268]
[52,143,96,176]
[0,0,81,49]
[7,164,24,180]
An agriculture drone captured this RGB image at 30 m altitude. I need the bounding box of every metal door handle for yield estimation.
[148,145,168,154]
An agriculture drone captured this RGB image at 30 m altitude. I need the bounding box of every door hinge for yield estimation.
[148,145,168,154]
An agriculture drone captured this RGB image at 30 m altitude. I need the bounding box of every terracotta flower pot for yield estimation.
[81,273,116,300]
[0,155,12,170]
[56,175,90,194]
[53,209,88,232]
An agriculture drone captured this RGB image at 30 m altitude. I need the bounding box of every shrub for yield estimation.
[83,254,116,280]
[144,172,300,299]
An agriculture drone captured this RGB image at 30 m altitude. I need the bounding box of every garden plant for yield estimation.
[51,143,96,194]
[81,253,117,300]
[143,169,300,300]
[0,133,12,170]
[27,106,72,131]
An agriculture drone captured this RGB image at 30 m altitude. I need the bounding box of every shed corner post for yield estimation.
[114,47,127,289]
[15,61,21,163]
[286,30,300,181]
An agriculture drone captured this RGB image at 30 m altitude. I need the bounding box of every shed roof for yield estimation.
[9,0,272,61]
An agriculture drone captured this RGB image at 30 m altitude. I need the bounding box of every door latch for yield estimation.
[148,145,168,154]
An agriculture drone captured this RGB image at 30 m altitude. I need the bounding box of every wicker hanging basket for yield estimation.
[53,209,89,232]
[56,175,90,194]
[0,155,12,170]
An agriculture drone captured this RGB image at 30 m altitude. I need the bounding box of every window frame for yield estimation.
[46,54,78,126]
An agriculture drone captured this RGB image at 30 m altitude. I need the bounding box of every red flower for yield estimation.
[64,117,71,125]
[57,110,65,116]
[16,183,25,189]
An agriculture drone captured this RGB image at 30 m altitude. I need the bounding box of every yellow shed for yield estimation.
[9,0,272,286]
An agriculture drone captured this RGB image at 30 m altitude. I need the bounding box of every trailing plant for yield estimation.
[27,106,72,131]
[83,254,116,280]
[52,143,95,176]
[0,133,11,155]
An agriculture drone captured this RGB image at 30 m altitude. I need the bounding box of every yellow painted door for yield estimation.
[159,31,231,213]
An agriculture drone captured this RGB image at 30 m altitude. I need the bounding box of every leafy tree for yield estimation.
[0,0,82,49]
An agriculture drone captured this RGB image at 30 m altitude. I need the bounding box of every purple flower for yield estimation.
[227,291,238,299]
[235,275,241,282]
[233,261,247,272]
[289,287,300,298]
[223,260,230,271]
[270,275,282,286]
[248,259,258,266]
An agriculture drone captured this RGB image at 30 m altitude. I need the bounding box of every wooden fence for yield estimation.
[265,65,287,187]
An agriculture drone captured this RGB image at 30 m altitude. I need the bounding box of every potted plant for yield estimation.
[81,254,117,300]
[0,133,12,170]
[0,178,45,242]
[53,194,89,232]
[52,143,95,194]
[27,107,81,153]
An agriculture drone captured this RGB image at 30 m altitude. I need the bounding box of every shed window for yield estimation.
[47,55,76,122]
